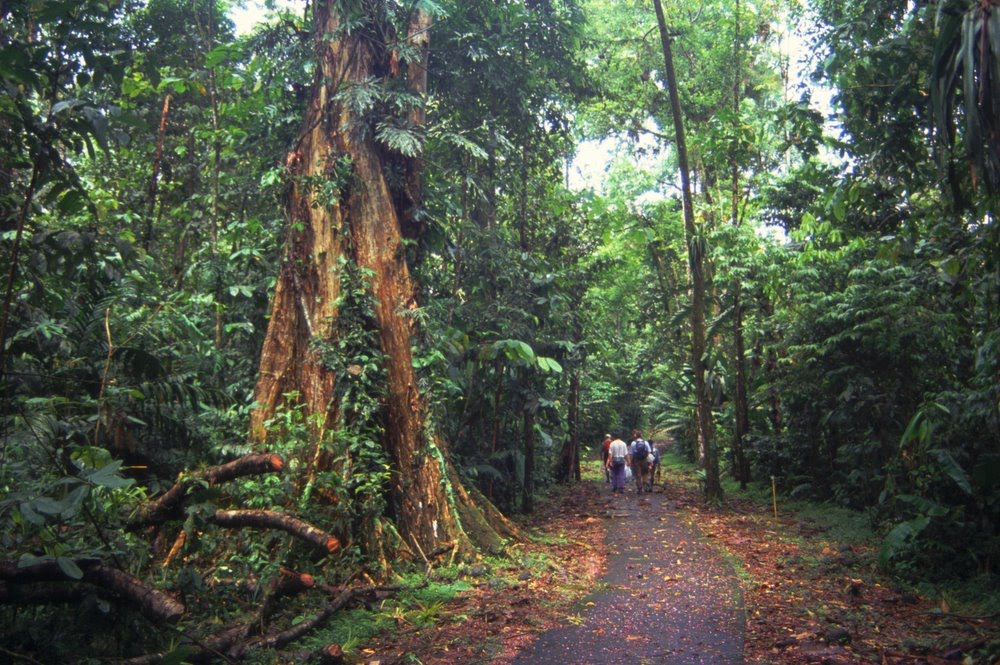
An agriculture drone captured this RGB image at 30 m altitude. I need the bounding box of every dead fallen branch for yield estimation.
[0,560,184,624]
[238,568,316,643]
[881,651,953,664]
[178,569,318,657]
[275,644,344,664]
[231,583,406,658]
[122,583,405,664]
[0,645,47,665]
[211,509,340,554]
[0,582,95,605]
[129,453,284,528]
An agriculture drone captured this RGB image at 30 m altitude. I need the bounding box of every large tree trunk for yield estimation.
[652,0,722,501]
[250,1,493,560]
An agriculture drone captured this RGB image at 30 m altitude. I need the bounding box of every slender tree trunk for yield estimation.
[761,297,783,433]
[652,0,722,501]
[648,239,674,316]
[569,363,581,481]
[144,94,170,251]
[555,378,579,484]
[732,282,750,487]
[556,324,582,483]
[518,35,530,253]
[730,0,750,488]
[488,359,503,502]
[522,404,535,513]
[205,3,224,352]
[251,1,494,559]
[0,161,41,381]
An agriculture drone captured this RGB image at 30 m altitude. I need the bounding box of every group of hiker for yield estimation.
[601,430,659,494]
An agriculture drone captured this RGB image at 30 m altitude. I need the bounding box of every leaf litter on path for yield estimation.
[359,472,996,664]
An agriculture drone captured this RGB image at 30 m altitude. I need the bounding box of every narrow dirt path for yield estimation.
[511,479,745,664]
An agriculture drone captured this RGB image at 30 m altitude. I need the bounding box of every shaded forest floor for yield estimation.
[363,459,997,664]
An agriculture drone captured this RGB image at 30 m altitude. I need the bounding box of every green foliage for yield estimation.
[931,0,1000,196]
[758,249,957,505]
[2,0,999,658]
[302,572,473,657]
[758,0,1000,582]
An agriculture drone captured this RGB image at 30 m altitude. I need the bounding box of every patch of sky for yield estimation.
[230,0,301,36]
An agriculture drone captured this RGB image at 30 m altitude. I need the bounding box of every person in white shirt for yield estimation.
[606,435,629,493]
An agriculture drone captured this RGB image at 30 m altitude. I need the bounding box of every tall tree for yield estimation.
[728,0,751,488]
[249,0,496,559]
[652,0,722,500]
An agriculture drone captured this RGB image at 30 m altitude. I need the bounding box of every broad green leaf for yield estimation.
[833,199,846,222]
[536,356,563,374]
[204,44,234,68]
[929,449,972,495]
[18,553,52,568]
[32,497,65,515]
[86,461,136,489]
[61,485,90,519]
[19,502,45,525]
[879,515,930,564]
[56,557,84,580]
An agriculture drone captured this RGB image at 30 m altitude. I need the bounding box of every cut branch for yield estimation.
[211,509,340,554]
[0,560,184,624]
[129,453,284,528]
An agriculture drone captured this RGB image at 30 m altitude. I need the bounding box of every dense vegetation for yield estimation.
[1,0,996,661]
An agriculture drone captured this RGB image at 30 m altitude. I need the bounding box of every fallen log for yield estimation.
[211,509,340,554]
[122,583,403,664]
[0,560,184,624]
[129,453,284,528]
[0,582,94,605]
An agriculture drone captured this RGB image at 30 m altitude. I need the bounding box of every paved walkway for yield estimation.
[512,481,744,664]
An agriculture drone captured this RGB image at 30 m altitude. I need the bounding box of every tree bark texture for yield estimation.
[248,7,345,444]
[250,2,482,558]
[399,8,431,244]
[213,509,341,553]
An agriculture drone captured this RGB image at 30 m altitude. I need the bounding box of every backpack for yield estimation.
[633,439,649,461]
